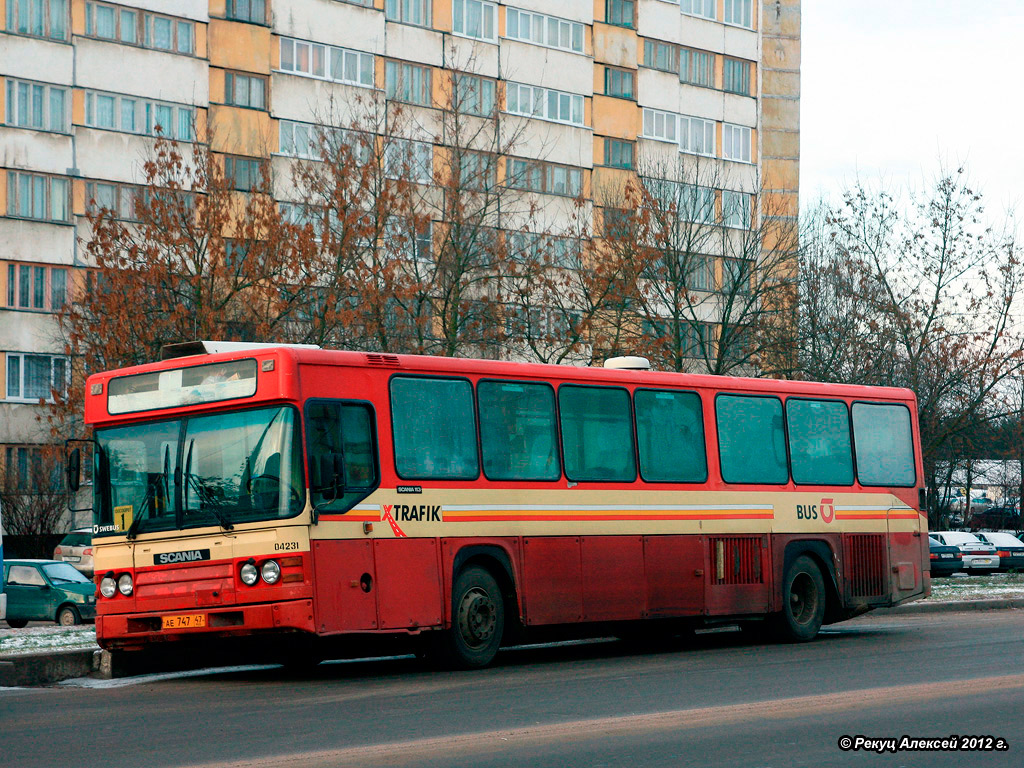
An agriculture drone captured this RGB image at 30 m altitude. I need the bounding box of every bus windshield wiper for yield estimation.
[181,438,234,532]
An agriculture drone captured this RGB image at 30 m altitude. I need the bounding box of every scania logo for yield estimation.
[154,549,211,565]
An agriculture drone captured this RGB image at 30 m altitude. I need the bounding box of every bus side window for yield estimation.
[559,385,636,483]
[716,394,788,484]
[851,402,916,486]
[306,401,379,511]
[479,380,560,481]
[635,389,707,483]
[786,399,854,485]
[390,377,478,480]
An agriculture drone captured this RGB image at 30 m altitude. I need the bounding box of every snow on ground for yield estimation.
[3,574,1023,658]
[0,626,96,657]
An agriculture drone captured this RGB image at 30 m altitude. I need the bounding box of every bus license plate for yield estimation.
[161,614,206,629]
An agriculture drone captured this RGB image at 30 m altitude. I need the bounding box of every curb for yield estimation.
[0,648,99,687]
[876,598,1024,615]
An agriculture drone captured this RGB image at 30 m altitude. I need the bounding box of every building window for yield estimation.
[507,158,583,197]
[648,179,715,224]
[385,0,430,26]
[385,61,432,106]
[642,108,677,143]
[85,2,194,54]
[383,138,434,183]
[5,263,68,311]
[224,72,267,109]
[680,48,714,88]
[506,8,584,54]
[458,151,497,191]
[605,0,634,28]
[687,256,714,291]
[507,83,584,126]
[5,353,68,402]
[604,67,635,100]
[722,123,752,162]
[84,91,194,140]
[681,0,715,20]
[279,37,374,87]
[223,155,266,192]
[225,0,266,24]
[723,58,751,96]
[452,0,496,42]
[5,80,69,132]
[279,121,369,164]
[383,219,432,262]
[85,181,145,221]
[723,0,753,29]
[6,0,68,41]
[508,232,580,269]
[454,73,496,117]
[6,172,69,222]
[604,138,634,169]
[643,40,677,73]
[722,191,751,229]
[679,115,715,156]
[723,257,753,292]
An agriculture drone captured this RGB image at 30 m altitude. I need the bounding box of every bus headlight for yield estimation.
[100,576,117,598]
[261,560,281,585]
[240,562,259,586]
[117,573,134,596]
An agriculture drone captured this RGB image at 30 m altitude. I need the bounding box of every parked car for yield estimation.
[968,507,1021,532]
[53,528,94,577]
[2,559,97,628]
[928,535,964,577]
[930,531,999,572]
[974,532,1024,572]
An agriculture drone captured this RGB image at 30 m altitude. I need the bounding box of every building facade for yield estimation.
[0,0,800,508]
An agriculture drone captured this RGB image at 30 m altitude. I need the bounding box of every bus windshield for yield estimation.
[94,406,304,537]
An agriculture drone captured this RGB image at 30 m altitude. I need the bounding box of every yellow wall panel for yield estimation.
[0,77,6,123]
[593,23,637,67]
[71,88,84,126]
[208,19,272,75]
[71,0,84,35]
[592,94,638,139]
[208,105,274,156]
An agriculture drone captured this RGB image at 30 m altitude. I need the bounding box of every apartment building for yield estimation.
[0,0,800,497]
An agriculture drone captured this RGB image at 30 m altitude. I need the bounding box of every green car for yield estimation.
[2,559,97,627]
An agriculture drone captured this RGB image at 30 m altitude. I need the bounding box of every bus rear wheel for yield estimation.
[437,566,504,669]
[771,555,825,642]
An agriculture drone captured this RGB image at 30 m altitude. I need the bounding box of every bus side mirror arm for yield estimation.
[65,438,97,515]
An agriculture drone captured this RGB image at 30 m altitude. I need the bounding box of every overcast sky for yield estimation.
[800,1,1024,217]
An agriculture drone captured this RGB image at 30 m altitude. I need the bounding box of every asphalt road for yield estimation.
[2,610,1023,768]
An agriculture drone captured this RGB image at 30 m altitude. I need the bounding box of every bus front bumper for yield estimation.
[96,598,315,648]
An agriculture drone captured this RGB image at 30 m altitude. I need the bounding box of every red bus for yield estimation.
[74,343,928,668]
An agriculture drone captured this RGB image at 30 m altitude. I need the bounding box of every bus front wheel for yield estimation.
[771,555,826,642]
[437,566,504,669]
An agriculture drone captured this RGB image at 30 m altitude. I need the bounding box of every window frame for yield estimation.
[278,37,375,88]
[723,57,752,96]
[604,138,635,169]
[784,396,855,487]
[303,397,381,513]
[225,0,267,25]
[603,66,635,100]
[715,392,791,486]
[384,0,432,28]
[5,79,70,133]
[5,352,70,403]
[452,0,498,43]
[850,400,918,488]
[477,378,562,482]
[84,2,195,55]
[634,387,708,484]
[6,171,70,223]
[6,0,69,41]
[223,155,267,192]
[505,7,585,54]
[4,263,68,311]
[83,89,195,141]
[557,383,637,484]
[388,374,481,482]
[224,71,268,110]
[506,82,585,127]
[679,47,715,88]
[385,60,433,107]
[605,0,635,29]
[722,123,752,163]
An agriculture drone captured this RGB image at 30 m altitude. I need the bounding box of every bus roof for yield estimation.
[84,344,917,427]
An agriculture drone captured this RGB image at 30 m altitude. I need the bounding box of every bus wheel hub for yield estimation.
[458,588,496,647]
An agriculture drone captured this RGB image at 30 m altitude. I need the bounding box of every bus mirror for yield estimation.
[67,448,81,493]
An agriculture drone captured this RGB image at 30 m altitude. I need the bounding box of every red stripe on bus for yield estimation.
[444,513,775,522]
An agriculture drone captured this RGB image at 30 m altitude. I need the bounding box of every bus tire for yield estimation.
[771,555,825,642]
[438,566,504,669]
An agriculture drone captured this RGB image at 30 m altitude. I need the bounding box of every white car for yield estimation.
[930,531,999,572]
